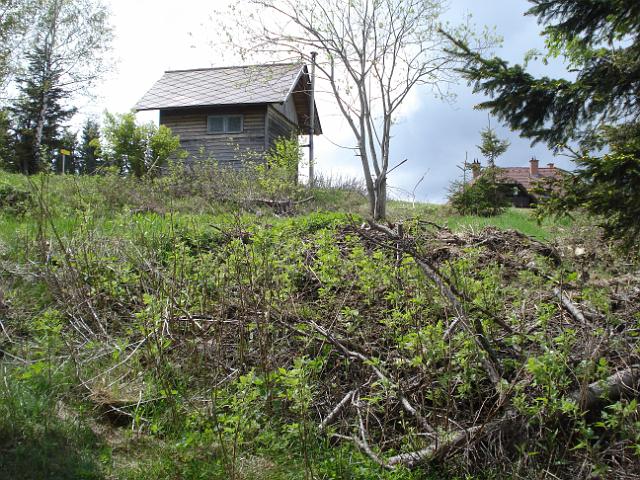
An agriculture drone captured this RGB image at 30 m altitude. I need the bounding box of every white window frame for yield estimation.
[207,114,244,134]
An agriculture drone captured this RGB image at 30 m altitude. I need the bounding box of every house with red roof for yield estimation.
[470,158,562,208]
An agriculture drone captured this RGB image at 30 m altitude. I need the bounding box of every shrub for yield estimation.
[101,112,186,178]
[254,136,302,200]
[0,182,32,215]
[449,166,511,216]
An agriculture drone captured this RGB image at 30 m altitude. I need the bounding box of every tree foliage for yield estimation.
[78,118,101,174]
[100,112,185,178]
[0,0,34,89]
[477,123,509,167]
[4,0,112,173]
[0,109,13,170]
[449,167,512,217]
[444,0,640,250]
[450,124,511,217]
[256,136,302,200]
[11,42,76,173]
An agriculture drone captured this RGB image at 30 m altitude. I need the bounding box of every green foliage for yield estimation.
[535,126,640,251]
[0,181,32,215]
[78,117,102,174]
[101,112,185,178]
[0,0,33,86]
[449,166,511,216]
[0,364,105,480]
[450,121,511,217]
[10,39,76,174]
[477,123,509,166]
[0,170,631,479]
[255,136,302,199]
[0,109,13,170]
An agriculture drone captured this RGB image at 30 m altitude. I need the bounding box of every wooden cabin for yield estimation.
[135,63,322,168]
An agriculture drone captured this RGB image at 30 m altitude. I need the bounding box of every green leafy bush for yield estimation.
[254,136,302,200]
[0,182,32,215]
[449,166,511,216]
[100,112,185,178]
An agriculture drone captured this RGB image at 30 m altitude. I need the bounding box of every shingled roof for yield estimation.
[135,63,307,111]
[497,166,560,191]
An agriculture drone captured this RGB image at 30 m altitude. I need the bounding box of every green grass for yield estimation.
[0,368,106,480]
[387,200,571,240]
[443,207,572,240]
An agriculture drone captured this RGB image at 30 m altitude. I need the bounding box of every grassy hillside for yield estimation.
[0,171,638,479]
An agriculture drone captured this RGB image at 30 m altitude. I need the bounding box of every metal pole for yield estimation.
[62,154,66,175]
[308,51,317,186]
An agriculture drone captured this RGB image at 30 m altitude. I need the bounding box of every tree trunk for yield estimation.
[33,90,49,173]
[373,175,387,220]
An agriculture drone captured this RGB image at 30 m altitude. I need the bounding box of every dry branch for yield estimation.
[386,425,482,468]
[575,365,640,411]
[554,287,590,326]
[319,389,355,431]
[306,319,436,434]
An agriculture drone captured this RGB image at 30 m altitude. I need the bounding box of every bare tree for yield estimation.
[221,0,462,219]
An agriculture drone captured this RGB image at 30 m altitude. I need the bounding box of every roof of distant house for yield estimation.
[135,63,308,111]
[471,158,563,192]
[497,165,561,191]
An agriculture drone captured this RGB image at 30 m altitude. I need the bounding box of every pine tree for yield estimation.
[11,41,76,173]
[477,123,509,167]
[7,0,112,174]
[449,122,511,217]
[78,118,101,174]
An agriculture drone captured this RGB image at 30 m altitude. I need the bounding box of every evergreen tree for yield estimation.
[477,122,509,167]
[11,42,76,173]
[54,128,78,173]
[444,0,640,250]
[449,123,511,217]
[78,118,101,174]
[7,0,112,174]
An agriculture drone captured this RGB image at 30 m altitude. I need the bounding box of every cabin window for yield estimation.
[207,115,243,134]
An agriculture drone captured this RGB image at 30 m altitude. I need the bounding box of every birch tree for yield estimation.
[0,0,34,91]
[223,0,464,219]
[13,0,112,172]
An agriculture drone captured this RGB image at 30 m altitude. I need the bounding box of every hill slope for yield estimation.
[0,171,638,479]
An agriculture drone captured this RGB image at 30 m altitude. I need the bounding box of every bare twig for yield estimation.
[319,389,356,431]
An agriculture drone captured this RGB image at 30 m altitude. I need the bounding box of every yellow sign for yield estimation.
[60,149,71,155]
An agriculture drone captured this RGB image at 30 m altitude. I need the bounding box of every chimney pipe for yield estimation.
[471,159,481,179]
[547,163,554,169]
[530,157,539,176]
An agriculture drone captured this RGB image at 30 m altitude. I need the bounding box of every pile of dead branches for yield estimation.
[287,221,640,474]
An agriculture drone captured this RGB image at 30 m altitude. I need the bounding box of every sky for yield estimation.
[91,0,573,203]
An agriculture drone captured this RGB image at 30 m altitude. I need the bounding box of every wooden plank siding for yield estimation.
[160,105,268,168]
[266,105,299,150]
[160,104,302,169]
